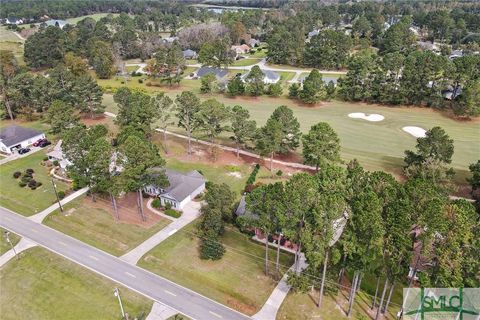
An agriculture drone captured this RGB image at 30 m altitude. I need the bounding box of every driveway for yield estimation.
[120,200,202,265]
[0,146,44,165]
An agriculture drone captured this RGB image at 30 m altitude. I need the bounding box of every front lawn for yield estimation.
[231,58,261,67]
[0,247,152,320]
[0,228,20,255]
[44,196,171,256]
[0,151,70,216]
[138,223,294,315]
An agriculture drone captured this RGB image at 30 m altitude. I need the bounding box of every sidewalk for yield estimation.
[0,238,37,267]
[253,253,307,320]
[146,302,178,320]
[120,200,202,265]
[28,187,89,223]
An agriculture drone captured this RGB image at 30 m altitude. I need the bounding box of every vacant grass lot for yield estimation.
[44,196,170,256]
[0,247,152,320]
[0,151,70,216]
[0,228,20,255]
[231,58,262,67]
[104,93,478,183]
[139,223,294,315]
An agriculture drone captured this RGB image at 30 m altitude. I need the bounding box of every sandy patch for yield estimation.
[348,112,384,122]
[227,172,242,178]
[402,126,426,138]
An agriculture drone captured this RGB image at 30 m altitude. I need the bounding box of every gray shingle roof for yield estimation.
[150,168,206,203]
[196,66,229,79]
[183,49,197,58]
[242,69,280,82]
[298,73,338,85]
[0,126,43,148]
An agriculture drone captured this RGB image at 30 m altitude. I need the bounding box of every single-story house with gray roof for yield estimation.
[0,125,45,154]
[45,19,68,29]
[298,73,338,86]
[183,49,197,59]
[241,69,280,84]
[144,169,206,210]
[194,66,229,80]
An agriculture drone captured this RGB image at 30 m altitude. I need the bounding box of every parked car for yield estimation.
[38,140,51,148]
[33,138,47,147]
[18,148,31,155]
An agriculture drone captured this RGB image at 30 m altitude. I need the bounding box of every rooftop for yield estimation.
[0,126,43,148]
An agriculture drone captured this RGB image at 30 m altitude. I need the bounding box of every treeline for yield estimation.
[1,0,202,21]
[0,51,103,121]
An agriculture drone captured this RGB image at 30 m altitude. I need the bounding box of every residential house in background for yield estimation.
[47,140,72,169]
[5,17,23,25]
[241,69,280,84]
[298,73,339,86]
[0,126,45,154]
[182,49,197,59]
[247,38,260,47]
[144,169,206,210]
[45,19,68,29]
[193,66,229,81]
[231,44,251,56]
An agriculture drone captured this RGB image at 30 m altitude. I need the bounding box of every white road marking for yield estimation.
[209,311,222,318]
[88,255,99,261]
[58,241,67,246]
[125,272,136,278]
[167,228,177,236]
[164,290,177,297]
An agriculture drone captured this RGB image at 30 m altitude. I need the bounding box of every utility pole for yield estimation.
[4,231,18,260]
[51,179,63,213]
[114,287,126,319]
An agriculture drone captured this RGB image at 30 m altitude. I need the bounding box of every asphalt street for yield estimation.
[0,206,251,320]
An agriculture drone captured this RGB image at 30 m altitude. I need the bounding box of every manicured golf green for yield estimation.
[104,93,479,183]
[0,247,152,320]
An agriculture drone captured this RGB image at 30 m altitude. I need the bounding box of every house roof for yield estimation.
[196,66,229,79]
[182,49,197,57]
[308,29,320,38]
[45,19,67,28]
[0,126,43,148]
[242,69,280,82]
[298,73,338,85]
[150,168,206,203]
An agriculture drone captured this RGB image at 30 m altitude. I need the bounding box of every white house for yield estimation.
[0,126,45,154]
[6,17,23,25]
[241,69,280,84]
[45,19,68,29]
[144,169,206,210]
[46,140,72,169]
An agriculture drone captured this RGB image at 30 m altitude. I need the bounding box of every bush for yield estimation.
[138,78,143,84]
[57,191,66,200]
[28,179,37,188]
[165,209,181,218]
[26,168,34,174]
[36,182,42,187]
[53,160,59,167]
[43,156,49,161]
[200,237,225,260]
[224,164,240,172]
[276,170,283,177]
[19,182,27,187]
[13,171,21,179]
[151,198,161,208]
[245,163,260,188]
[21,175,32,183]
[165,202,172,210]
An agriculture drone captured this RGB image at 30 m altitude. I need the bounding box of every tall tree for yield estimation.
[45,100,79,134]
[153,93,175,153]
[230,105,256,157]
[197,98,230,157]
[302,122,341,171]
[304,30,352,70]
[245,65,265,96]
[0,50,19,120]
[255,118,283,171]
[88,40,116,79]
[148,43,185,86]
[24,25,66,68]
[269,105,301,154]
[299,69,327,104]
[198,38,233,68]
[175,91,201,155]
[114,87,156,136]
[73,74,104,118]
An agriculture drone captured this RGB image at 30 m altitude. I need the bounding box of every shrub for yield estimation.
[138,78,143,84]
[13,171,21,179]
[165,209,181,218]
[19,181,27,187]
[26,168,34,174]
[21,175,32,183]
[276,170,283,177]
[224,164,240,172]
[36,182,43,187]
[151,198,161,208]
[57,191,66,200]
[245,163,260,188]
[165,202,172,210]
[200,237,225,260]
[43,156,49,161]
[53,160,59,167]
[28,179,37,188]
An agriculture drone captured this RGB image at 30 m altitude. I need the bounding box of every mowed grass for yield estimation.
[0,228,20,255]
[0,26,23,42]
[231,58,261,67]
[0,247,152,320]
[44,196,170,256]
[104,93,479,184]
[65,13,119,24]
[138,223,294,315]
[0,151,70,216]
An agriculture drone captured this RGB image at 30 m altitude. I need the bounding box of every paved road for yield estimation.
[0,207,250,320]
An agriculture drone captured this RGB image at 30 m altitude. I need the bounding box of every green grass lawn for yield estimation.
[139,223,294,315]
[44,196,171,256]
[231,58,261,67]
[0,247,152,320]
[0,228,20,255]
[0,26,23,42]
[0,151,70,216]
[278,71,296,84]
[65,13,119,24]
[104,93,478,185]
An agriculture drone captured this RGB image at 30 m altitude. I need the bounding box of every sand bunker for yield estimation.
[227,172,242,178]
[348,112,385,122]
[402,126,427,138]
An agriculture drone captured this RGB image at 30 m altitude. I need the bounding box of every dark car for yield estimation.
[18,148,31,155]
[38,140,51,148]
[33,138,47,147]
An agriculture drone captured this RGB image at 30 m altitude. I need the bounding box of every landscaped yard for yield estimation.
[44,196,171,256]
[0,247,152,320]
[104,92,479,185]
[0,228,20,255]
[139,223,294,315]
[231,58,262,67]
[0,151,70,216]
